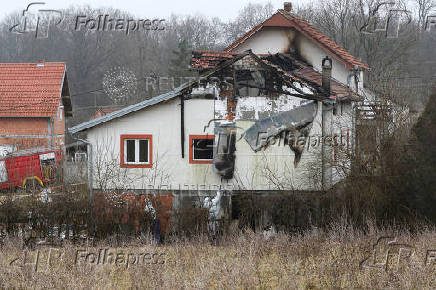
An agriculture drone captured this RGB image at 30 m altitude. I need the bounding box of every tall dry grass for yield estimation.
[0,223,435,289]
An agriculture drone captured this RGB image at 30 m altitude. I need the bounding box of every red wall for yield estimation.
[0,105,66,150]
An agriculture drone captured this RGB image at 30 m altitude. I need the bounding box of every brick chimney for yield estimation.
[284,2,292,12]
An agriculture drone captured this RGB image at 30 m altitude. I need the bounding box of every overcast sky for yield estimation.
[1,0,309,22]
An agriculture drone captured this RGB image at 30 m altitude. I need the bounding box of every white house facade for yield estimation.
[69,5,368,198]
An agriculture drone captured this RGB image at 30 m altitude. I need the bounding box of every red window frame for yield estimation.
[120,134,153,168]
[189,135,214,164]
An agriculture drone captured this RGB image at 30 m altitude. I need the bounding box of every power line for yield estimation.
[70,87,105,97]
[70,75,154,97]
[0,75,152,113]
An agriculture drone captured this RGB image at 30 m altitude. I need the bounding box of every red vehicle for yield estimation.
[0,147,63,191]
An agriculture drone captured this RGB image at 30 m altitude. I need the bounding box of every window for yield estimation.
[189,135,214,164]
[120,135,152,168]
[74,152,87,162]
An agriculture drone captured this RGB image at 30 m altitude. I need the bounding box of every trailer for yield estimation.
[0,147,63,191]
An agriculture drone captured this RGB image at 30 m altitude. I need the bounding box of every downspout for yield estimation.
[321,102,325,191]
[51,117,55,147]
[354,65,360,94]
[227,69,237,121]
[70,132,94,235]
[321,56,332,191]
[48,117,53,147]
[347,65,360,94]
[180,95,185,158]
[347,66,360,167]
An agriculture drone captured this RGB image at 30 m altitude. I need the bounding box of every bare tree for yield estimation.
[223,2,274,46]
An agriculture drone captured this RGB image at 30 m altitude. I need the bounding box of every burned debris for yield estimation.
[190,50,356,174]
[243,101,318,167]
[213,123,237,179]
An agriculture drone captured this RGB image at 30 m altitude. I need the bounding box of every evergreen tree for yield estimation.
[398,87,436,222]
[168,39,195,79]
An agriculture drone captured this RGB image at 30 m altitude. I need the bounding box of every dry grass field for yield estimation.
[0,224,435,289]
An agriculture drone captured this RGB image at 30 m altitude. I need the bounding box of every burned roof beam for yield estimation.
[238,82,327,102]
[281,80,327,101]
[245,51,335,102]
[180,50,252,95]
[247,50,284,74]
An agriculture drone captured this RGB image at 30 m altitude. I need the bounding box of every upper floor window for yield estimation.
[120,135,152,168]
[189,135,214,164]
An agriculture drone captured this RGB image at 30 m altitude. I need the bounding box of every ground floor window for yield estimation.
[189,135,214,164]
[120,135,152,168]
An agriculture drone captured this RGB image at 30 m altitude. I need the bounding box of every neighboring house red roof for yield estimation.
[0,62,69,117]
[224,10,369,70]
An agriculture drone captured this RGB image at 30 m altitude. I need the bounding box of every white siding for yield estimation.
[85,24,361,192]
[87,97,328,191]
[233,27,296,54]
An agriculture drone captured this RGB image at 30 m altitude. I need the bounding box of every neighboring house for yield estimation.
[0,61,72,151]
[69,4,369,219]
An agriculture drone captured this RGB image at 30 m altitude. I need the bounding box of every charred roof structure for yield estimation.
[191,51,359,102]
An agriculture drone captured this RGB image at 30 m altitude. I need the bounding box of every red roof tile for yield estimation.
[0,62,66,117]
[224,10,369,70]
[191,50,236,69]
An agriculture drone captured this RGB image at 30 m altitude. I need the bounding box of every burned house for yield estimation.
[69,3,368,228]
